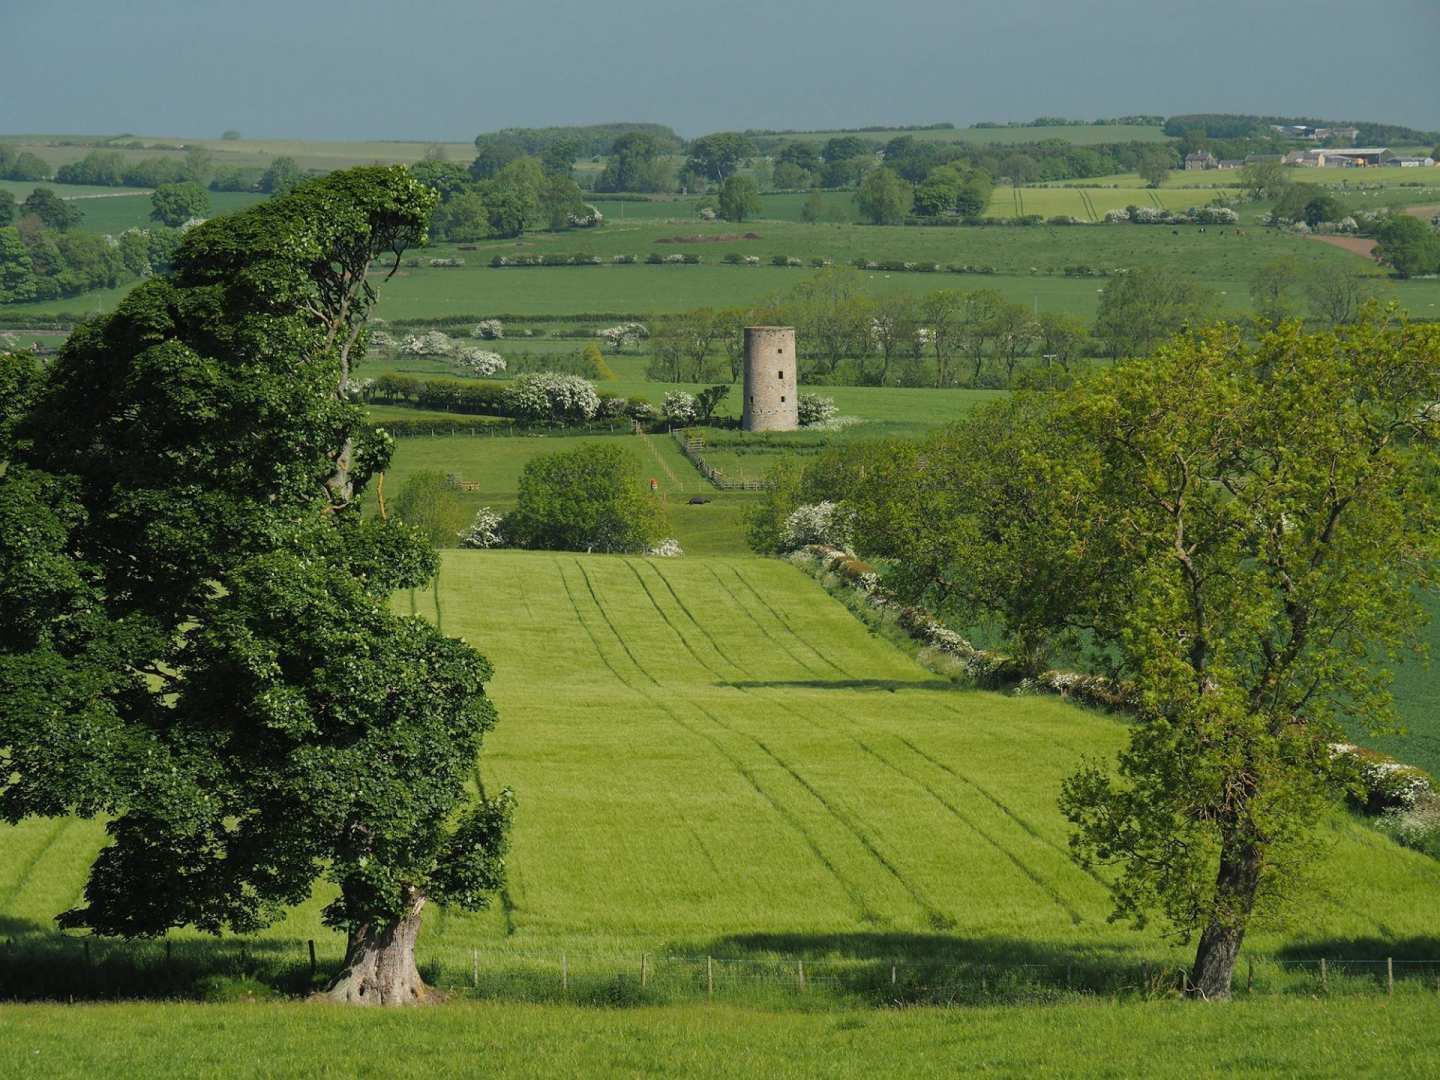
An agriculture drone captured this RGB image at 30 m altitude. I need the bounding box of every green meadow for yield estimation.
[4,552,1439,1005]
[3,997,1439,1078]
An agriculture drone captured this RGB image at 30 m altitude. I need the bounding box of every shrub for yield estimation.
[393,470,470,549]
[723,252,743,264]
[505,442,669,554]
[1333,743,1436,813]
[781,501,854,552]
[458,506,505,549]
[503,372,600,423]
[1379,793,1440,858]
[471,319,504,339]
[398,330,454,356]
[647,537,684,557]
[568,204,603,228]
[598,322,649,352]
[596,392,627,419]
[797,393,839,426]
[625,396,657,422]
[662,390,698,423]
[452,348,506,378]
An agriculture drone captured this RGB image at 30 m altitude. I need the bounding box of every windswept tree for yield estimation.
[0,167,512,1005]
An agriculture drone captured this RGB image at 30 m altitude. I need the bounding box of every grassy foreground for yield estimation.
[1,997,1437,1078]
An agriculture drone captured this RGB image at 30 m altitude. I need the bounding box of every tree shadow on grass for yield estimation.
[1274,936,1440,985]
[671,931,1176,1003]
[722,679,962,693]
[0,930,325,1002]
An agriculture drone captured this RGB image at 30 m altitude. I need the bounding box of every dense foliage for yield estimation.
[0,166,511,1002]
[503,442,669,553]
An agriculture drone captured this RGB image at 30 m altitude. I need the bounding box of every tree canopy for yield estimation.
[0,166,511,1005]
[818,312,1440,998]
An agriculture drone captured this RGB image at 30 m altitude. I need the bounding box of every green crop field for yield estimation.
[4,551,1439,1002]
[3,997,1440,1078]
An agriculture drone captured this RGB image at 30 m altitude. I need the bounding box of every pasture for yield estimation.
[4,997,1440,1078]
[3,551,1440,1003]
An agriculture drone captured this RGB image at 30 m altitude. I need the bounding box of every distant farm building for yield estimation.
[1285,148,1395,168]
[1184,151,1218,171]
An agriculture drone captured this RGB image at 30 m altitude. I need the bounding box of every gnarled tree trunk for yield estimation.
[323,890,437,1005]
[1188,838,1262,1001]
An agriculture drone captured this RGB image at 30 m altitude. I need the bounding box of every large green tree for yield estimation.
[0,166,511,1005]
[854,167,911,225]
[21,187,83,231]
[1374,214,1440,279]
[1094,267,1219,357]
[504,442,668,553]
[718,175,762,222]
[837,315,1440,999]
[150,182,211,227]
[685,133,753,182]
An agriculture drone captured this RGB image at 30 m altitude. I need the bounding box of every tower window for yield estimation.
[777,347,783,354]
[777,370,784,379]
[780,396,786,403]
[749,395,754,404]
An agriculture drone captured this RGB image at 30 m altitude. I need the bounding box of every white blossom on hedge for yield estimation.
[453,348,507,377]
[459,507,505,549]
[568,204,603,228]
[797,393,839,427]
[398,330,454,356]
[647,537,684,557]
[503,372,600,422]
[781,501,854,551]
[598,322,649,351]
[471,319,504,340]
[662,390,698,423]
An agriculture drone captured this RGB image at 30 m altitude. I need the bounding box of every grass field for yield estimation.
[3,997,1439,1078]
[4,551,1440,1002]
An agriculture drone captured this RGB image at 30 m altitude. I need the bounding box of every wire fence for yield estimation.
[5,934,1440,1005]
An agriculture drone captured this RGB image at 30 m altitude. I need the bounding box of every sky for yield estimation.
[4,0,1438,140]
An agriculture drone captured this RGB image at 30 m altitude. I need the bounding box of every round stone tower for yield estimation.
[741,326,800,432]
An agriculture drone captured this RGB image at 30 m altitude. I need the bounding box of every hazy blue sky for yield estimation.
[4,0,1437,139]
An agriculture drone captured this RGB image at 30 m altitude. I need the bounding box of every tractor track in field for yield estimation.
[646,561,751,675]
[623,563,992,928]
[738,683,1087,924]
[704,565,831,678]
[571,560,661,687]
[585,561,950,926]
[557,560,880,923]
[0,819,72,915]
[726,564,848,676]
[894,733,1108,894]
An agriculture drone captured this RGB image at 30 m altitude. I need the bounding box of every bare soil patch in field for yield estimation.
[654,233,763,244]
[1309,235,1377,258]
[1404,204,1440,220]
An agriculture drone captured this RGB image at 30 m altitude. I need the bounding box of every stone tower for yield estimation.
[741,326,799,432]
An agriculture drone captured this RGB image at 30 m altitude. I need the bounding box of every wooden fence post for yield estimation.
[561,951,568,994]
[891,963,897,987]
[707,956,714,1001]
[641,953,648,988]
[798,959,806,991]
[308,939,317,979]
[1247,958,1254,994]
[1320,957,1327,991]
[1388,957,1394,995]
[471,949,478,989]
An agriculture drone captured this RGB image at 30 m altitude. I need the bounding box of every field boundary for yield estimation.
[3,935,1438,1005]
[672,429,765,490]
